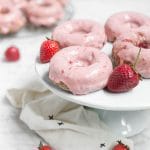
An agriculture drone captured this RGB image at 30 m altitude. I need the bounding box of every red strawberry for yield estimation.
[113,141,129,150]
[107,48,141,93]
[40,38,60,63]
[5,46,20,61]
[107,64,140,92]
[38,142,52,150]
[40,145,52,150]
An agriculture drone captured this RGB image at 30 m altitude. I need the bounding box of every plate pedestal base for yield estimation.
[92,109,150,137]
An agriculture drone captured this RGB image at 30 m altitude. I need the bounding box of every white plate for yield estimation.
[35,43,150,111]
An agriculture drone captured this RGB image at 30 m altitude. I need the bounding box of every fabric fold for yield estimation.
[6,81,134,150]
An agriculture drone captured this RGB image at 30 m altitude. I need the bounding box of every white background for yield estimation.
[0,0,150,149]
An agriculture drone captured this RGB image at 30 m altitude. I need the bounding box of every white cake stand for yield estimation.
[35,43,150,137]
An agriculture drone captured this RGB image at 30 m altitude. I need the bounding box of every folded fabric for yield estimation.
[6,79,133,150]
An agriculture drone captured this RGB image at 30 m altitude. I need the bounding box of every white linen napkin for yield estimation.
[6,73,133,150]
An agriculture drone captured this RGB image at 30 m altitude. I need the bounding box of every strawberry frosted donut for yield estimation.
[25,0,64,27]
[0,6,26,34]
[49,46,113,95]
[105,11,150,42]
[52,20,107,48]
[113,26,150,78]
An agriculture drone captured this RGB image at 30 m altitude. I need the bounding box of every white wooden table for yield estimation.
[0,0,150,149]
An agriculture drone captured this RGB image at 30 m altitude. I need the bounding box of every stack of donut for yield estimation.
[0,0,69,35]
[48,11,150,95]
[105,11,150,78]
[49,19,113,95]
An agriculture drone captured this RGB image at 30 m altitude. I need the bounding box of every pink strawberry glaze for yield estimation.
[113,26,150,78]
[105,11,150,42]
[49,46,113,95]
[24,0,64,27]
[11,0,28,10]
[57,0,69,6]
[52,19,107,49]
[0,5,26,34]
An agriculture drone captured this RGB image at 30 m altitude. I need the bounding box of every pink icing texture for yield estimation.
[0,0,28,10]
[52,19,107,49]
[0,5,26,34]
[105,11,150,42]
[49,46,113,95]
[57,0,69,6]
[113,26,150,78]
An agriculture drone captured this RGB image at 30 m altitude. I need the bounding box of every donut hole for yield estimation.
[72,27,91,34]
[39,2,52,7]
[0,8,10,14]
[68,59,91,67]
[125,20,140,28]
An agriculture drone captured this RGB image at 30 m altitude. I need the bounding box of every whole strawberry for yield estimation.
[5,46,20,62]
[107,48,141,93]
[113,141,129,150]
[38,141,52,150]
[107,64,140,92]
[40,38,60,63]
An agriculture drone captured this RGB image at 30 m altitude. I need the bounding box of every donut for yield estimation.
[0,5,26,35]
[25,0,64,27]
[52,19,107,49]
[49,46,113,95]
[113,26,150,78]
[105,11,150,42]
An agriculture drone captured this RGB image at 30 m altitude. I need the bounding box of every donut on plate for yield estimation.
[105,11,150,42]
[49,46,113,95]
[113,26,150,78]
[0,5,26,35]
[25,0,64,27]
[52,19,107,49]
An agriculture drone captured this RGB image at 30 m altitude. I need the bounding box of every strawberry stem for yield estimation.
[117,141,130,150]
[46,37,50,40]
[133,48,142,69]
[117,140,123,145]
[38,141,43,150]
[125,145,130,150]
